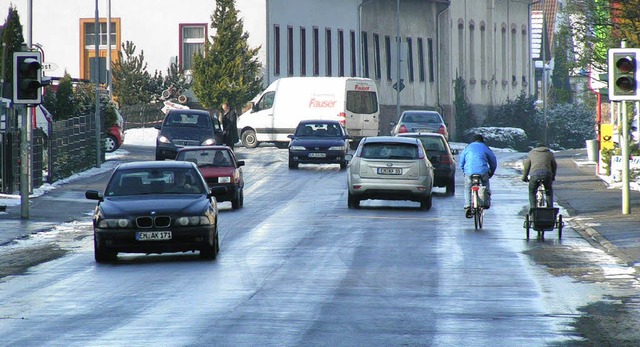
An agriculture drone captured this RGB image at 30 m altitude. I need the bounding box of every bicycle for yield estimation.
[469,174,485,230]
[524,178,563,239]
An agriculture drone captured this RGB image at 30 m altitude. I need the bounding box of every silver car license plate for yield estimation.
[377,167,402,175]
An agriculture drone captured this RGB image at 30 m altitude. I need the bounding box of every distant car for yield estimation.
[397,132,458,195]
[287,120,352,169]
[104,108,125,153]
[346,136,434,210]
[155,109,223,160]
[175,146,245,209]
[85,160,227,262]
[390,110,449,140]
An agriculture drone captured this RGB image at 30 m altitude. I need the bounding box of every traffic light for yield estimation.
[12,51,43,105]
[608,48,640,101]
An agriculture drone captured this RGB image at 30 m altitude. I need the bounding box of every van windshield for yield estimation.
[346,91,378,114]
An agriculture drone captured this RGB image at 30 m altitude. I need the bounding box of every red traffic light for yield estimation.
[616,56,635,73]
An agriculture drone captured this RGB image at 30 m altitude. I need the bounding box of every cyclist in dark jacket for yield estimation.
[459,134,497,217]
[522,142,557,209]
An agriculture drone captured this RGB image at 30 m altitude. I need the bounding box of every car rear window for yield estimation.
[361,143,418,160]
[178,149,233,167]
[419,137,445,152]
[402,112,441,124]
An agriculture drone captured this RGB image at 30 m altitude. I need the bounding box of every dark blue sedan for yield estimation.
[287,120,352,169]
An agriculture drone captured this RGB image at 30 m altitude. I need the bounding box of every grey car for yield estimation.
[346,136,434,210]
[390,110,449,140]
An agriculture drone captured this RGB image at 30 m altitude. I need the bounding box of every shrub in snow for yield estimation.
[463,127,528,151]
[535,103,595,149]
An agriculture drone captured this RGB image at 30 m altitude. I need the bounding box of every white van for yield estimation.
[237,77,379,148]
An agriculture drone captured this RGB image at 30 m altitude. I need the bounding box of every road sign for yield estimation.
[41,62,58,72]
[392,79,405,92]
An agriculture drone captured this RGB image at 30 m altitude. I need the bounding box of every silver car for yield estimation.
[346,136,435,210]
[389,110,449,140]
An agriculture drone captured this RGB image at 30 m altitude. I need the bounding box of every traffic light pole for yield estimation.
[19,105,31,218]
[621,100,630,214]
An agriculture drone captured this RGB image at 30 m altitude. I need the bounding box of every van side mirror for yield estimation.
[451,149,459,155]
[251,102,258,112]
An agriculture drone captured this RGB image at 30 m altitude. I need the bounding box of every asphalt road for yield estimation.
[0,144,638,345]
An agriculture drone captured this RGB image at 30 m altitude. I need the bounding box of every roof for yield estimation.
[115,161,197,170]
[531,0,558,61]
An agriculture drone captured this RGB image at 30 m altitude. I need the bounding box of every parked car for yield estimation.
[346,136,434,210]
[390,110,449,140]
[104,107,125,153]
[287,119,351,169]
[175,146,245,209]
[397,132,458,195]
[155,109,223,160]
[85,160,227,262]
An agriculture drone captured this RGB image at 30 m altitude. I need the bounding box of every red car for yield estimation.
[104,108,125,153]
[175,146,245,209]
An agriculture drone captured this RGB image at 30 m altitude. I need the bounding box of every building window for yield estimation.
[469,22,475,83]
[179,24,206,71]
[300,27,307,76]
[417,38,425,82]
[338,29,345,77]
[84,21,117,47]
[480,23,486,83]
[287,26,294,76]
[385,35,392,81]
[274,25,281,76]
[313,27,319,76]
[373,33,381,80]
[458,21,464,76]
[427,38,434,83]
[325,28,332,76]
[407,37,414,83]
[511,26,517,85]
[502,25,507,84]
[522,26,528,86]
[350,30,356,77]
[362,31,369,78]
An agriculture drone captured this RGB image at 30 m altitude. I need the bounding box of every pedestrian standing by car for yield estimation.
[221,102,239,149]
[521,142,557,209]
[459,134,497,218]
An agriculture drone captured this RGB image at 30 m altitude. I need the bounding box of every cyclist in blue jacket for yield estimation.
[459,134,497,218]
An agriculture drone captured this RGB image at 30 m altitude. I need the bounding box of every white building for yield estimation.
[7,0,537,138]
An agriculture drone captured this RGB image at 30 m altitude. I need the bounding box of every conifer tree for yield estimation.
[192,0,263,111]
[111,41,152,106]
[1,6,25,95]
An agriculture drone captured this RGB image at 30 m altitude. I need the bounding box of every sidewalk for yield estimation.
[554,149,640,266]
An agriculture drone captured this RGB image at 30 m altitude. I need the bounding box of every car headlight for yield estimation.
[329,145,346,151]
[175,216,212,226]
[157,135,171,144]
[201,138,216,145]
[218,177,231,184]
[290,145,306,151]
[97,218,132,228]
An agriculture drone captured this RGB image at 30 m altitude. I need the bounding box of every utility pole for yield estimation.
[396,0,401,120]
[94,0,102,168]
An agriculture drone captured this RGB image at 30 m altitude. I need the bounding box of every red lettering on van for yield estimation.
[309,98,337,108]
[354,84,370,91]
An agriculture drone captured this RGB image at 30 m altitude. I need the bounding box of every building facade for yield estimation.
[9,0,536,138]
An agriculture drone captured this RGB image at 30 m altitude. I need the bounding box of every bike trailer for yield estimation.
[529,207,559,231]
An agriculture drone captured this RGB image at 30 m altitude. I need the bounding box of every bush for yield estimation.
[537,103,595,149]
[463,127,528,151]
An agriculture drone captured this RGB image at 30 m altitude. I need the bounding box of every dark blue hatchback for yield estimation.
[287,120,352,169]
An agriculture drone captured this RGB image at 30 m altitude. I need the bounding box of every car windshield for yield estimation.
[178,149,233,167]
[105,168,205,196]
[164,112,212,129]
[295,123,342,137]
[361,143,419,159]
[402,112,441,124]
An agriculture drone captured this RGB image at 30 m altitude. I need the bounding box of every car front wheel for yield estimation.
[200,229,219,260]
[241,130,258,148]
[231,188,244,209]
[94,238,117,263]
[289,158,298,169]
[104,135,118,153]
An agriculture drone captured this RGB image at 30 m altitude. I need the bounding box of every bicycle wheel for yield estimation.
[525,214,530,239]
[479,208,484,229]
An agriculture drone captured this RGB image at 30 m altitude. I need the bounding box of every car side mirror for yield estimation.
[390,121,396,127]
[451,149,459,155]
[287,134,295,139]
[237,160,245,167]
[85,190,104,201]
[153,124,161,130]
[429,155,441,164]
[344,134,353,140]
[345,153,353,161]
